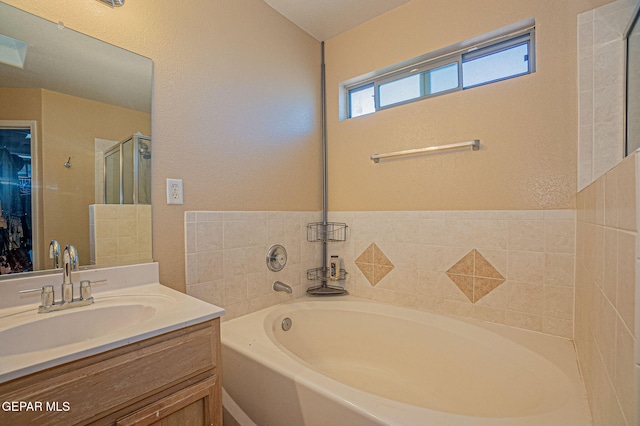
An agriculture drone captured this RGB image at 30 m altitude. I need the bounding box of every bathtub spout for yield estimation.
[273,281,292,294]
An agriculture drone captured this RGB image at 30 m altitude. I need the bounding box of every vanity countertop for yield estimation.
[0,277,224,384]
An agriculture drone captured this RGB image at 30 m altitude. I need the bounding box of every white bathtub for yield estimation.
[221,296,590,426]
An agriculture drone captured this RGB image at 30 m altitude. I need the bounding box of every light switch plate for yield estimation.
[166,178,183,205]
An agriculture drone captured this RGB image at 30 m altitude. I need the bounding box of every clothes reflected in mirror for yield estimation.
[0,143,33,274]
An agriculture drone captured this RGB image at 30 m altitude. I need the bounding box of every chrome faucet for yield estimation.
[273,281,292,294]
[20,245,96,313]
[62,245,78,302]
[49,239,61,268]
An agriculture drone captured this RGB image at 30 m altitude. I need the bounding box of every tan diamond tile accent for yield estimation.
[448,274,474,302]
[446,249,505,303]
[355,243,394,286]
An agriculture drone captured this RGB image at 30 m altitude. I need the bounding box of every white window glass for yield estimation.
[349,84,375,118]
[379,74,421,107]
[345,27,534,118]
[462,43,529,88]
[428,63,459,94]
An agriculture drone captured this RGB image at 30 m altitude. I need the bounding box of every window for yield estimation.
[462,34,532,88]
[346,26,535,118]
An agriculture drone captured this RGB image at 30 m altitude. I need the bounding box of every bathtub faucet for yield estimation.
[273,281,292,294]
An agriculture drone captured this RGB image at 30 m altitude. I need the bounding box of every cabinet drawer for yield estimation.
[116,376,219,426]
[0,320,219,426]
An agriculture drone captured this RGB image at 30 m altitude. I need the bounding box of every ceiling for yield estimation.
[0,0,409,115]
[0,2,152,114]
[263,0,411,41]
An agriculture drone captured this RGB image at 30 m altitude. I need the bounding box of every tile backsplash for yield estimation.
[89,204,152,266]
[184,211,321,320]
[575,152,638,426]
[329,209,576,338]
[186,209,577,336]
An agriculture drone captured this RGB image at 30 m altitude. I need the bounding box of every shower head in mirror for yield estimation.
[96,0,125,7]
[139,142,151,159]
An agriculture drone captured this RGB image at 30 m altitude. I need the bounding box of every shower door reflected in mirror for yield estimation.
[105,149,121,204]
[104,134,151,205]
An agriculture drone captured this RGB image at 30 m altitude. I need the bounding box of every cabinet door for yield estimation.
[116,376,220,426]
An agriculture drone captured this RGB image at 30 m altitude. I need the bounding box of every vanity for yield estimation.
[0,263,225,425]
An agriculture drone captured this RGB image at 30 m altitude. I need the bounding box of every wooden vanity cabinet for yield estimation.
[0,318,222,426]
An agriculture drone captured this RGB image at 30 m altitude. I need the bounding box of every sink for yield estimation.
[0,278,225,385]
[0,303,156,356]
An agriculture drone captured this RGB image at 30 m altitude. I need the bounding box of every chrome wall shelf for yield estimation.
[307,267,348,283]
[306,222,348,243]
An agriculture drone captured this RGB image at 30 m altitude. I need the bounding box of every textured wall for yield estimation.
[325,0,612,211]
[4,0,323,291]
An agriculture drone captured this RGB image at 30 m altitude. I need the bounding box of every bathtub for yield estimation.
[221,296,590,426]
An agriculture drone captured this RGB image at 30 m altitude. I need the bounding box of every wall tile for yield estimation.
[617,155,637,232]
[617,231,636,333]
[507,251,545,284]
[603,228,618,301]
[543,285,574,320]
[605,165,619,227]
[614,317,638,424]
[508,220,545,252]
[545,220,576,254]
[542,317,572,339]
[576,144,638,425]
[91,204,152,266]
[186,209,578,338]
[474,220,508,249]
[544,253,575,287]
[507,282,544,315]
[505,310,543,333]
[186,210,322,320]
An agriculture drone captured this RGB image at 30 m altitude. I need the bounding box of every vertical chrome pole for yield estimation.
[321,41,328,286]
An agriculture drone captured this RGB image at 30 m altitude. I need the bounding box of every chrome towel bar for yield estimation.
[370,139,480,163]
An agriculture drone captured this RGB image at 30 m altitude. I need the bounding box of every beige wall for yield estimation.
[40,89,150,267]
[325,0,611,212]
[4,0,323,291]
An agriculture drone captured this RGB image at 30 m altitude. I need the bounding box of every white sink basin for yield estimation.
[0,303,156,356]
[0,281,224,384]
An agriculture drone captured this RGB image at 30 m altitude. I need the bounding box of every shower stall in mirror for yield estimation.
[104,134,151,204]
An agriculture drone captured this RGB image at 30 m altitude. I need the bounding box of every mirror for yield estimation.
[626,2,640,155]
[0,2,153,276]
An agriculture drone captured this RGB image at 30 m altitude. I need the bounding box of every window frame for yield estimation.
[346,27,535,119]
[375,57,462,111]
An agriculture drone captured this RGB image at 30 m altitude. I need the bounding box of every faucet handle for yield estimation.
[80,280,93,301]
[19,285,54,308]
